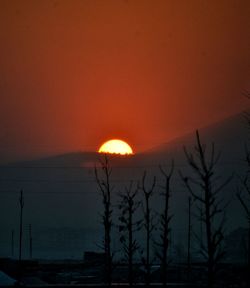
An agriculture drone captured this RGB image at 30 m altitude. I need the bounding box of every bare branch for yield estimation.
[181,130,228,287]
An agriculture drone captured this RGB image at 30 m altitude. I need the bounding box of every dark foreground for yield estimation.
[0,258,248,287]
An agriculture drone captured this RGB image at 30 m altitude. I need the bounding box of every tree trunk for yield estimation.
[146,196,150,287]
[187,197,191,282]
[128,203,133,286]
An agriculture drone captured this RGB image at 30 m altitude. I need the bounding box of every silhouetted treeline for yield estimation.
[94,96,250,288]
[95,134,231,288]
[94,127,245,288]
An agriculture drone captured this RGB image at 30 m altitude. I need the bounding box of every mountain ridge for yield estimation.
[2,110,247,168]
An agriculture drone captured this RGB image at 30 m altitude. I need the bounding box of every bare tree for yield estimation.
[95,155,113,286]
[180,131,232,288]
[237,178,250,272]
[140,171,156,287]
[155,162,174,287]
[237,90,250,284]
[118,182,142,286]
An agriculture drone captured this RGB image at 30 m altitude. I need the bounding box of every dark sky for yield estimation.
[0,0,249,162]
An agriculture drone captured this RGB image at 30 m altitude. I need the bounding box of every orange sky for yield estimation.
[0,0,249,162]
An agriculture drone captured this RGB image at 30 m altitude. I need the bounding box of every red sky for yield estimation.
[0,0,249,162]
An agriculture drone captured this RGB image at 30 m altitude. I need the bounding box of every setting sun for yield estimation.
[98,139,133,155]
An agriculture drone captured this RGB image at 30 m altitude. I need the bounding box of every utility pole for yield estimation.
[18,190,24,282]
[29,224,32,259]
[19,190,24,263]
[187,197,191,281]
[11,230,14,257]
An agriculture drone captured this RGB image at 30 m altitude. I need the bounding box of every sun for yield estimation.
[98,139,133,155]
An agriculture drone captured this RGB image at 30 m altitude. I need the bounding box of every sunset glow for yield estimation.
[98,139,133,155]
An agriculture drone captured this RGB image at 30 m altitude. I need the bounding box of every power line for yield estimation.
[0,161,246,169]
[0,189,188,194]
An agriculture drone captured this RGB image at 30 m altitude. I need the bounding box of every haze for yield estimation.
[0,0,249,162]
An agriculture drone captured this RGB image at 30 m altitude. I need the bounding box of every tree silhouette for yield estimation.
[180,130,232,288]
[139,171,156,287]
[118,181,142,286]
[237,90,250,285]
[237,176,250,281]
[94,155,113,286]
[155,162,174,287]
